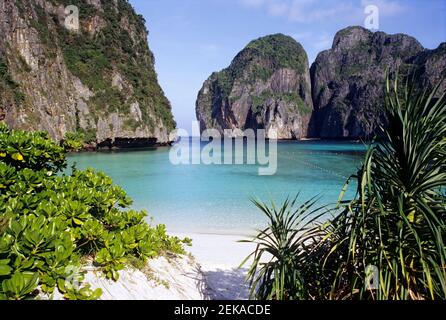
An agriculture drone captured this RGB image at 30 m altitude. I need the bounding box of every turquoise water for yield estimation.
[67,140,366,235]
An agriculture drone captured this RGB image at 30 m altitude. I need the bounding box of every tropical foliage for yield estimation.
[0,124,190,300]
[62,130,98,152]
[243,76,446,300]
[62,131,86,152]
[241,196,327,300]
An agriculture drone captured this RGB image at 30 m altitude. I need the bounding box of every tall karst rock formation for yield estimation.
[310,26,445,139]
[0,0,175,147]
[197,27,445,140]
[196,34,313,139]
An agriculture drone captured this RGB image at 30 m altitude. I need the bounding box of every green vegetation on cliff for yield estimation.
[59,0,174,130]
[246,34,308,73]
[0,58,25,105]
[11,0,175,136]
[251,91,312,115]
[214,34,309,98]
[197,33,313,139]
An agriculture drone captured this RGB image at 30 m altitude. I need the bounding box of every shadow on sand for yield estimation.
[202,268,251,300]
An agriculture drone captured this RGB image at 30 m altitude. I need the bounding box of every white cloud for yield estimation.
[289,1,356,23]
[239,0,406,23]
[291,31,333,62]
[267,2,288,17]
[292,31,333,50]
[288,0,317,22]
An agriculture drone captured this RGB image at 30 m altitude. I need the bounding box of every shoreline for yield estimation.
[69,137,366,153]
[172,232,256,267]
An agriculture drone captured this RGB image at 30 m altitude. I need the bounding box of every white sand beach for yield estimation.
[173,232,258,300]
[40,232,257,300]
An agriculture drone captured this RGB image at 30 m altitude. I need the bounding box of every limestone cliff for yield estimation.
[196,34,313,139]
[410,42,446,96]
[197,28,445,140]
[0,0,175,147]
[310,26,445,139]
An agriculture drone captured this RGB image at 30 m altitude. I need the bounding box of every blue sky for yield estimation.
[129,0,446,132]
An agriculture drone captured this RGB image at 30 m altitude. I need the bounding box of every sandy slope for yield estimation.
[85,255,207,300]
[40,233,257,300]
[174,232,257,300]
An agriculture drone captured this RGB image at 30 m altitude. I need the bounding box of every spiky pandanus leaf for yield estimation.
[329,76,446,300]
[241,195,328,300]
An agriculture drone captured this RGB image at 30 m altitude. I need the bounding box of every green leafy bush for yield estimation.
[0,124,65,172]
[62,132,85,152]
[0,123,190,300]
[62,129,98,152]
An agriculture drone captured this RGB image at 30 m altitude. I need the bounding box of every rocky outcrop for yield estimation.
[196,34,313,139]
[310,26,445,139]
[197,27,445,140]
[0,0,175,147]
[410,42,446,96]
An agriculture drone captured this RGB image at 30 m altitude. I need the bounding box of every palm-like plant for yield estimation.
[329,76,446,299]
[240,195,327,300]
[243,75,446,300]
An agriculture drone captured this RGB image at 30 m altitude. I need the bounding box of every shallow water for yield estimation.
[67,139,366,235]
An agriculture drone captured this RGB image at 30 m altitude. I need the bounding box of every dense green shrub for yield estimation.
[0,125,66,172]
[62,131,85,151]
[61,130,97,152]
[0,123,190,300]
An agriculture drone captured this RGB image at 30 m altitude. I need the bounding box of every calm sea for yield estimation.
[68,139,366,235]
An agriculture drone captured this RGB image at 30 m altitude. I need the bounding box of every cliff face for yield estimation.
[411,42,446,96]
[0,0,175,146]
[196,34,313,139]
[197,27,445,140]
[310,26,445,139]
